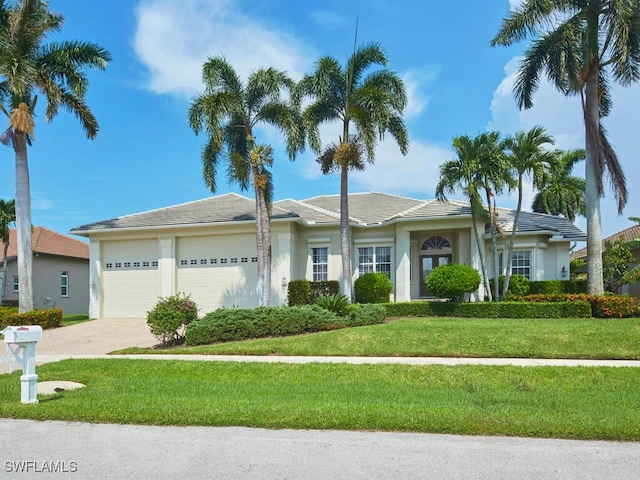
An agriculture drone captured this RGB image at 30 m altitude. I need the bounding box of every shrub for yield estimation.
[528,280,587,294]
[315,293,350,316]
[287,280,311,306]
[344,303,387,325]
[515,293,637,318]
[309,281,340,303]
[382,301,591,319]
[146,293,198,345]
[354,272,393,304]
[0,308,62,330]
[425,263,481,301]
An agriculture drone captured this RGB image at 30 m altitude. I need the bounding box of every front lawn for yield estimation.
[0,359,639,441]
[116,317,640,360]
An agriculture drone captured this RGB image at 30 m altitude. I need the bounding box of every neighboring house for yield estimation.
[70,192,584,319]
[571,224,640,297]
[0,227,90,314]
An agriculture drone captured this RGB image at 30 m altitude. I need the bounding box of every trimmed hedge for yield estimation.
[287,280,340,306]
[0,308,63,330]
[354,273,393,304]
[186,304,386,345]
[382,301,592,319]
[515,294,637,318]
[528,280,587,294]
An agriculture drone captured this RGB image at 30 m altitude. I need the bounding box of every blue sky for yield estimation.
[1,0,639,244]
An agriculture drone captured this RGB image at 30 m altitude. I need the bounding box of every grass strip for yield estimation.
[116,317,640,360]
[1,359,639,441]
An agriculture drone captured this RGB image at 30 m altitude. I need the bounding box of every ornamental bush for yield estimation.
[514,293,637,318]
[354,272,393,304]
[146,293,198,345]
[315,293,350,316]
[0,308,62,330]
[425,263,481,301]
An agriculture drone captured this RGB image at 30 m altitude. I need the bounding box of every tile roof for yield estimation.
[571,224,640,260]
[0,227,89,261]
[71,191,585,241]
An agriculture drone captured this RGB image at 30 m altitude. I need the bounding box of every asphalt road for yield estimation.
[2,419,640,479]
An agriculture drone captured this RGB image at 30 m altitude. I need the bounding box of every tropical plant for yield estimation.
[424,263,482,302]
[502,126,555,298]
[492,0,640,295]
[0,198,16,305]
[188,57,303,306]
[532,148,586,222]
[619,216,640,286]
[146,293,199,345]
[602,238,634,293]
[297,41,408,300]
[314,293,350,316]
[0,0,111,312]
[436,133,498,301]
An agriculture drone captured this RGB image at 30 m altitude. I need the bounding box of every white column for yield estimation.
[88,241,101,319]
[159,238,175,297]
[395,227,411,302]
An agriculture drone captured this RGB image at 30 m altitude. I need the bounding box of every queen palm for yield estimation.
[0,198,16,305]
[532,148,586,222]
[298,42,408,300]
[502,126,555,297]
[188,57,303,307]
[492,0,640,295]
[0,0,111,312]
[436,134,495,301]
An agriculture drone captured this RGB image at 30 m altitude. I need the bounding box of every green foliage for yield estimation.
[287,280,311,306]
[315,293,350,316]
[570,258,587,280]
[382,301,591,319]
[528,280,587,295]
[516,294,637,318]
[0,308,62,330]
[344,303,387,325]
[186,304,386,345]
[354,272,393,304]
[491,275,530,298]
[310,281,340,303]
[425,264,481,301]
[146,293,198,345]
[602,238,635,293]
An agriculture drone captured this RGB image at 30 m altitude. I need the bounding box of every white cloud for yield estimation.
[308,10,350,30]
[133,0,311,97]
[401,67,438,120]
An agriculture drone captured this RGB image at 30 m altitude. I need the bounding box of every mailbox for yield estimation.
[3,325,43,344]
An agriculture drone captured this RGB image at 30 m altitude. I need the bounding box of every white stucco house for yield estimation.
[70,192,585,319]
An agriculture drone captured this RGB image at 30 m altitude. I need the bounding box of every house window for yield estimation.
[12,276,18,293]
[312,247,328,282]
[501,251,532,279]
[61,272,69,297]
[358,246,392,278]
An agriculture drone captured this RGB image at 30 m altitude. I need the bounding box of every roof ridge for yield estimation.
[285,199,342,222]
[390,199,431,221]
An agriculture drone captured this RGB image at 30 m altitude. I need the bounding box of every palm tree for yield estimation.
[532,148,586,222]
[188,57,303,307]
[0,0,111,312]
[475,131,513,301]
[436,134,494,301]
[0,198,16,305]
[492,0,640,295]
[297,42,408,300]
[502,126,555,297]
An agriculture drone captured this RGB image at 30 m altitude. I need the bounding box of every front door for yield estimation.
[420,254,452,297]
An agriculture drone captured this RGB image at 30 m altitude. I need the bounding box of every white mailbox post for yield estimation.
[1,325,43,403]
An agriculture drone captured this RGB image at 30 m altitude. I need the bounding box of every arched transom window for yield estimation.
[421,236,451,252]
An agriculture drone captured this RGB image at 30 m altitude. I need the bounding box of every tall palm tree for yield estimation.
[436,134,494,301]
[0,0,111,312]
[475,131,513,301]
[0,198,16,305]
[532,148,586,222]
[492,0,640,295]
[297,42,408,300]
[502,126,555,297]
[188,57,303,307]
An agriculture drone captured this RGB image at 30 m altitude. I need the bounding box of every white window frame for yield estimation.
[355,241,394,280]
[61,271,69,297]
[311,246,329,282]
[500,250,533,280]
[12,276,18,293]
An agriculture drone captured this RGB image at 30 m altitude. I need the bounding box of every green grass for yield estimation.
[60,314,91,327]
[115,317,640,360]
[0,359,639,441]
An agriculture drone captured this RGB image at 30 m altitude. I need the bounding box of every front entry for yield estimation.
[420,254,452,297]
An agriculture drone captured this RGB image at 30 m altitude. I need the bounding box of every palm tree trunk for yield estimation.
[14,132,34,313]
[340,162,352,301]
[502,176,523,298]
[259,189,272,307]
[471,207,492,302]
[584,42,604,295]
[254,185,268,307]
[1,242,8,305]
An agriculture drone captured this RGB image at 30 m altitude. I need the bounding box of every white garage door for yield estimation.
[102,239,160,318]
[177,234,259,314]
